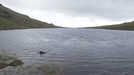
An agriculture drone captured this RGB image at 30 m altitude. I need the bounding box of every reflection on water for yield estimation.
[0,28,134,75]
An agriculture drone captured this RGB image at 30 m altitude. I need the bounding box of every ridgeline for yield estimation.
[0,4,58,30]
[93,21,134,30]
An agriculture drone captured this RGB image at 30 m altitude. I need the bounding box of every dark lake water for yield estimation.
[0,28,134,75]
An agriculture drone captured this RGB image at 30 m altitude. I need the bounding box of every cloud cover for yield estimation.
[0,0,134,27]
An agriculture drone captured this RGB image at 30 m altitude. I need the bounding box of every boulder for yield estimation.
[0,63,8,69]
[8,60,24,67]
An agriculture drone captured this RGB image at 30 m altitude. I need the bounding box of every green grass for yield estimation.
[0,54,24,69]
[0,54,16,61]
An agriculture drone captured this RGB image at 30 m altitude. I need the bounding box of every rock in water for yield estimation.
[0,63,8,69]
[39,51,46,55]
[8,60,24,67]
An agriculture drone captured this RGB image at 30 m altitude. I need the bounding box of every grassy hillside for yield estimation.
[0,4,57,30]
[94,21,134,30]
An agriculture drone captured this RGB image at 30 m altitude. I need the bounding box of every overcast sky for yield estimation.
[0,0,134,27]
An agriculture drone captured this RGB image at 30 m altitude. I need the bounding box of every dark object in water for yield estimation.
[39,51,46,55]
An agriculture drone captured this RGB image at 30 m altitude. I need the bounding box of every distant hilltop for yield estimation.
[0,4,58,30]
[93,21,134,30]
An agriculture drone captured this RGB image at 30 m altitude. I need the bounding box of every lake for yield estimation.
[0,28,134,75]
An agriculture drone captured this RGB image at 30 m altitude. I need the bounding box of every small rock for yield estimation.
[8,60,24,67]
[39,51,46,55]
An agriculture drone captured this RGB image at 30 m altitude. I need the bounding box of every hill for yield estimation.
[94,21,134,30]
[0,4,58,30]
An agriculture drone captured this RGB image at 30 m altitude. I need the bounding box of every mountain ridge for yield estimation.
[0,4,58,30]
[93,21,134,30]
[0,4,134,30]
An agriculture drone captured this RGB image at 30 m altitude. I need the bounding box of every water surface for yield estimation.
[0,28,134,75]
